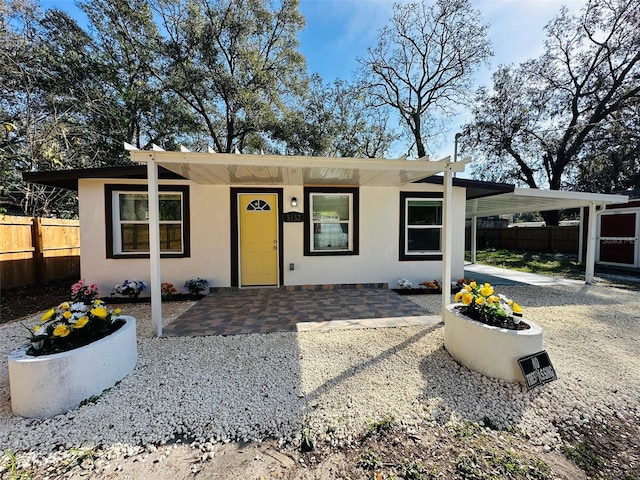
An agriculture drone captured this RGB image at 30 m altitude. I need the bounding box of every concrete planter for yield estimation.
[8,316,137,418]
[443,304,543,385]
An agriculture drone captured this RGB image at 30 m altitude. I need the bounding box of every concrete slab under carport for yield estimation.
[463,263,583,286]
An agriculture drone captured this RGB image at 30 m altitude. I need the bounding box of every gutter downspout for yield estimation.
[146,157,163,336]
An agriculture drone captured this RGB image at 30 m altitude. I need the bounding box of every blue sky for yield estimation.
[297,0,586,158]
[298,0,585,84]
[43,0,586,158]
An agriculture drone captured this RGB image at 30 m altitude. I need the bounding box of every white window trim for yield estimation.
[404,197,443,256]
[112,190,185,255]
[310,192,353,253]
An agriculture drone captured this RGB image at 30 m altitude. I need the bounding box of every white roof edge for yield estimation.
[128,150,469,173]
[513,187,629,205]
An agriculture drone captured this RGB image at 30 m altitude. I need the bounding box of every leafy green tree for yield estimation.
[149,0,306,153]
[573,103,640,193]
[359,0,491,159]
[79,0,200,156]
[0,1,80,215]
[464,0,640,224]
[272,76,399,158]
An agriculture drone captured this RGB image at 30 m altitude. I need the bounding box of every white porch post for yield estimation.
[442,163,454,314]
[146,158,163,336]
[578,207,585,263]
[585,201,599,285]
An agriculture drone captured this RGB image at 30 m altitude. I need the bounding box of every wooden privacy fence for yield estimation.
[466,226,580,254]
[0,215,80,289]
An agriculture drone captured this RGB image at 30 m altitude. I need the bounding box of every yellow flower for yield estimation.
[513,303,522,314]
[461,292,473,305]
[53,324,70,337]
[63,310,72,319]
[75,316,89,328]
[475,296,485,305]
[470,281,477,288]
[454,291,463,302]
[33,324,41,333]
[94,299,103,305]
[464,285,472,292]
[507,299,513,306]
[486,295,497,304]
[41,308,55,321]
[90,307,108,319]
[480,285,494,297]
[60,302,70,310]
[114,308,122,315]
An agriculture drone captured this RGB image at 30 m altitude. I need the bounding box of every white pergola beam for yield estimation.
[130,151,471,174]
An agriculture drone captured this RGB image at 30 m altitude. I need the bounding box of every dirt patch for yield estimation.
[6,421,589,480]
[0,279,71,324]
[556,413,640,480]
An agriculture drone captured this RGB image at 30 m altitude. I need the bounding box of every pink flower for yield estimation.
[85,289,91,295]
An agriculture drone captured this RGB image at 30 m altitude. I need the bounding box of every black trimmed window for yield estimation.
[399,192,443,261]
[105,184,190,258]
[304,186,359,256]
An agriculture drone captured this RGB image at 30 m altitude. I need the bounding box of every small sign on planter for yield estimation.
[518,350,557,390]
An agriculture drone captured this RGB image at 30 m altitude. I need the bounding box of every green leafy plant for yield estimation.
[2,450,32,480]
[300,427,315,452]
[367,414,395,435]
[24,300,123,356]
[184,278,209,296]
[357,448,382,470]
[402,459,426,480]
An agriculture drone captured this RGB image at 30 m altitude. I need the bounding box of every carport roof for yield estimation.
[466,187,628,218]
[417,175,628,214]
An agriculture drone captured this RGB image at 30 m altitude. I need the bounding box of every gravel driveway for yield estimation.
[1,284,638,476]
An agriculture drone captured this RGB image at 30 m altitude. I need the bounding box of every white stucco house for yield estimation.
[24,151,469,302]
[24,149,626,336]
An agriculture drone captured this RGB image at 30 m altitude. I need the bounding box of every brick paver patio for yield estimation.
[162,287,440,337]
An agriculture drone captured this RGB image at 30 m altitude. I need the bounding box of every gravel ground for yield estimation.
[1,284,639,477]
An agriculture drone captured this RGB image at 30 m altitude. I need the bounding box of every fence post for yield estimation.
[31,217,45,284]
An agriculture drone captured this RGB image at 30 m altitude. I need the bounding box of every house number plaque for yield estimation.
[283,212,304,222]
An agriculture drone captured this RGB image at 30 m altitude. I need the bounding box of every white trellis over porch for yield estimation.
[126,143,469,337]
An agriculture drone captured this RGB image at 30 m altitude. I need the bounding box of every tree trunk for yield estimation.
[540,210,560,226]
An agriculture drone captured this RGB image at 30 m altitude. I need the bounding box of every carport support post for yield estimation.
[585,201,598,284]
[441,163,454,313]
[470,199,478,264]
[147,158,163,336]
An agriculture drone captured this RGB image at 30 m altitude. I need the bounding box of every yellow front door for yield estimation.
[239,194,278,286]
